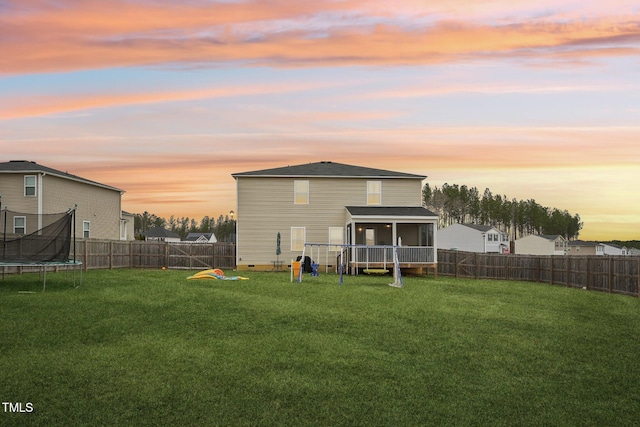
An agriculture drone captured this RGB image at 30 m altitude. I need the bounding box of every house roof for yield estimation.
[232,161,426,179]
[144,227,180,238]
[447,223,504,233]
[459,224,494,232]
[346,206,437,217]
[0,160,124,193]
[539,234,563,240]
[568,240,603,247]
[185,232,216,241]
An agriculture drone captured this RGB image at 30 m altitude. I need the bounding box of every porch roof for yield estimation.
[346,206,437,218]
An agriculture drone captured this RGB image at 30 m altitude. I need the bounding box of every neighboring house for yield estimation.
[566,240,605,256]
[515,234,567,256]
[438,223,510,254]
[144,227,181,243]
[232,161,438,271]
[0,160,130,240]
[185,232,217,243]
[121,211,135,241]
[601,243,628,256]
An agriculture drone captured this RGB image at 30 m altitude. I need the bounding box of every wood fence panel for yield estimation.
[437,250,639,297]
[587,257,609,292]
[70,240,236,271]
[611,258,639,295]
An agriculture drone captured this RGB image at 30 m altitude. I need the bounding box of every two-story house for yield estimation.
[232,161,438,272]
[438,223,510,254]
[0,160,131,241]
[566,240,605,256]
[515,234,567,255]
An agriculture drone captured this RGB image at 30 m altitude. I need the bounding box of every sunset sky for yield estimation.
[1,0,639,240]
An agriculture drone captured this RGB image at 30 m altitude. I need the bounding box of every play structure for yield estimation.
[0,205,82,291]
[187,268,248,281]
[293,243,404,288]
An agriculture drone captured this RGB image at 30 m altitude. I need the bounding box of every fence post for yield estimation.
[474,252,478,280]
[608,257,614,294]
[549,257,554,285]
[84,239,88,271]
[585,257,590,290]
[455,250,459,278]
[566,256,571,287]
[109,241,113,269]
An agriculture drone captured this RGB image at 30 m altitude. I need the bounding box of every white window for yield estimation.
[14,216,26,234]
[329,227,344,252]
[291,227,305,251]
[367,181,381,205]
[294,180,309,205]
[24,175,36,197]
[83,221,90,239]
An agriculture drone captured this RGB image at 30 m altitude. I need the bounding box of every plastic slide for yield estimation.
[187,268,249,281]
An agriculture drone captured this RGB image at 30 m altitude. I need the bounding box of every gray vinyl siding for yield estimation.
[438,224,485,252]
[43,175,122,240]
[0,174,38,213]
[236,176,423,267]
[515,235,553,255]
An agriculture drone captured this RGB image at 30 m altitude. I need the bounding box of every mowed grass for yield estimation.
[1,269,639,426]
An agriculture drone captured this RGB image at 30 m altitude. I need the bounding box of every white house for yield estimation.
[515,234,567,256]
[438,223,509,254]
[185,232,217,243]
[602,243,628,256]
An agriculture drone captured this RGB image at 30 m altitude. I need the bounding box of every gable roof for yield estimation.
[448,223,504,233]
[185,232,216,242]
[346,206,437,217]
[567,240,603,247]
[232,161,426,179]
[0,160,124,193]
[540,234,564,241]
[460,224,494,232]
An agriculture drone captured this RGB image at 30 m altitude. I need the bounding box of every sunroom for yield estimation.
[343,206,438,274]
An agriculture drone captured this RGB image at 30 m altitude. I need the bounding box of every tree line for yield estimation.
[422,183,583,240]
[133,212,236,242]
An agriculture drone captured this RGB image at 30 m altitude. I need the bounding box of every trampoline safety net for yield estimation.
[1,209,73,263]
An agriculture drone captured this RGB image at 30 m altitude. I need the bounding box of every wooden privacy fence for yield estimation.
[71,240,236,270]
[438,250,639,297]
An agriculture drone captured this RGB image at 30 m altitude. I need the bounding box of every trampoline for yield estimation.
[0,260,83,291]
[1,205,81,291]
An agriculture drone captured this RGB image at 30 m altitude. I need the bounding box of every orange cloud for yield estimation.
[34,125,638,222]
[2,0,639,74]
[0,80,346,120]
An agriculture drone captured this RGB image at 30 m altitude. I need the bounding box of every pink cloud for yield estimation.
[0,80,344,120]
[2,0,639,74]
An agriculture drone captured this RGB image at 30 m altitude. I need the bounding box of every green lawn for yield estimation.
[1,269,639,426]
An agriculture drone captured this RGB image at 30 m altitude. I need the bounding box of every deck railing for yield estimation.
[352,245,435,268]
